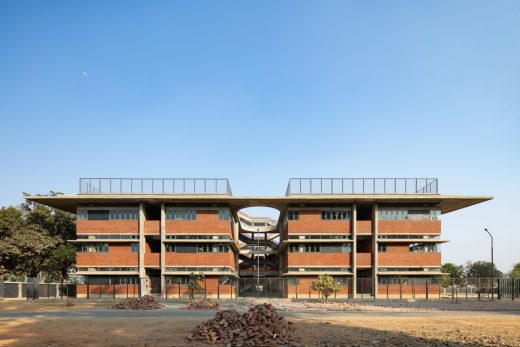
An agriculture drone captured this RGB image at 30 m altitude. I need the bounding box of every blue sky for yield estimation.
[1,1,519,272]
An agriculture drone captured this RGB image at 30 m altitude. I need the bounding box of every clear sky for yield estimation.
[1,1,519,272]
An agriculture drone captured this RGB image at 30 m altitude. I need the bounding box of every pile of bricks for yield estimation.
[185,299,220,310]
[112,295,163,310]
[188,303,297,346]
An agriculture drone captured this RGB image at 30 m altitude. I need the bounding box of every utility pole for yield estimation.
[484,228,494,300]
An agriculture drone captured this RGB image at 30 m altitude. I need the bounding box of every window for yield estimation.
[76,234,139,240]
[87,210,109,220]
[166,210,196,220]
[321,210,351,220]
[378,243,387,252]
[287,278,300,285]
[76,209,138,220]
[378,208,441,221]
[219,210,231,220]
[165,243,229,253]
[321,243,351,253]
[288,211,299,220]
[165,235,231,241]
[288,243,320,253]
[130,243,139,253]
[408,243,438,253]
[112,276,139,285]
[78,243,109,253]
[166,276,189,285]
[218,276,236,285]
[109,210,139,220]
[77,210,88,220]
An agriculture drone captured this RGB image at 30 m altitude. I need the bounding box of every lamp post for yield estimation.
[484,228,494,300]
[256,229,260,298]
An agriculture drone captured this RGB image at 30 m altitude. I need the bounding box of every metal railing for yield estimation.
[79,178,232,195]
[286,178,438,195]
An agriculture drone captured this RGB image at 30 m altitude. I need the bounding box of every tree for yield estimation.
[0,195,76,280]
[186,272,205,301]
[441,263,464,286]
[0,223,60,277]
[0,206,24,238]
[46,243,76,283]
[21,192,76,241]
[509,263,520,279]
[465,261,503,278]
[311,274,341,300]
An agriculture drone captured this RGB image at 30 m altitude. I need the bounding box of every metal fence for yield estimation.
[238,277,353,299]
[2,277,519,301]
[286,178,438,195]
[441,278,520,301]
[79,178,232,195]
[2,281,76,299]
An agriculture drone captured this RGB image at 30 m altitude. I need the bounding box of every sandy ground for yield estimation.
[1,299,520,346]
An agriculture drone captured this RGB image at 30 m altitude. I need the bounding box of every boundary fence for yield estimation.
[1,277,519,300]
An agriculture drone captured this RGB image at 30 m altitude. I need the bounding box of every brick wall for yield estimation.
[164,251,235,269]
[287,253,351,266]
[77,220,139,234]
[379,244,441,266]
[357,220,372,234]
[356,253,372,267]
[144,253,160,267]
[378,221,441,234]
[288,211,351,234]
[77,243,138,266]
[144,220,160,235]
[165,210,232,235]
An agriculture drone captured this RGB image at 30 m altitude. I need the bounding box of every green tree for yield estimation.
[46,243,76,283]
[465,261,503,278]
[0,223,60,277]
[441,263,465,286]
[0,206,24,238]
[186,272,205,301]
[509,263,520,279]
[0,195,76,280]
[311,274,341,300]
[21,192,76,241]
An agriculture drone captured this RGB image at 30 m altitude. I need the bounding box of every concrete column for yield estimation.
[352,203,357,298]
[160,203,166,298]
[18,283,22,298]
[139,203,147,296]
[234,219,240,274]
[372,203,378,298]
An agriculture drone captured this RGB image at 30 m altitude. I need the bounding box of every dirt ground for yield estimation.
[1,299,520,346]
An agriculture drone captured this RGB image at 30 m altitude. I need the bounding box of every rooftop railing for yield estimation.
[79,178,232,195]
[286,178,438,195]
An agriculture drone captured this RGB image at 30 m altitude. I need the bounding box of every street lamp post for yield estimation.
[256,229,260,298]
[484,228,494,300]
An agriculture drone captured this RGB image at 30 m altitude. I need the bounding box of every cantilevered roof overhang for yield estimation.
[26,194,493,218]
